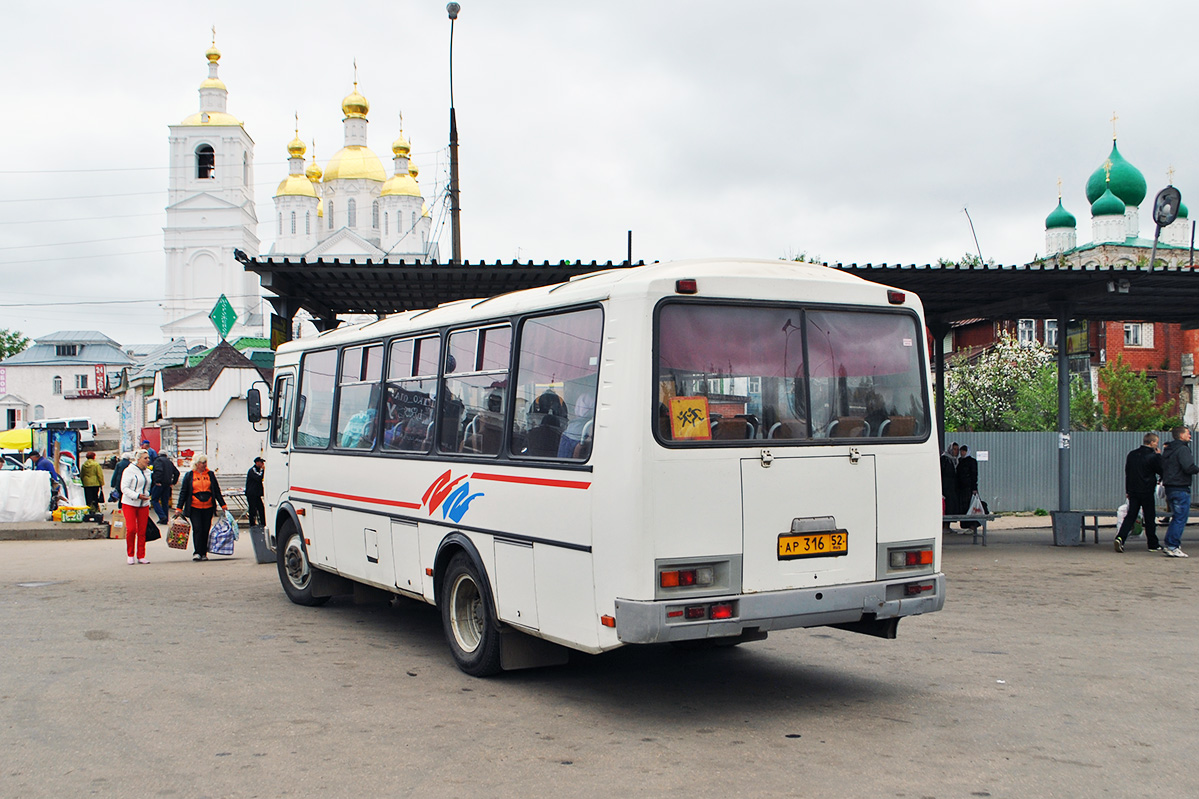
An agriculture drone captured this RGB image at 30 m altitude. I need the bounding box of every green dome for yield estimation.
[1085,140,1146,207]
[1045,199,1076,229]
[1179,201,1189,219]
[1091,186,1126,217]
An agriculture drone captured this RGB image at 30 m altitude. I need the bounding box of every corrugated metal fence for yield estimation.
[949,432,1199,512]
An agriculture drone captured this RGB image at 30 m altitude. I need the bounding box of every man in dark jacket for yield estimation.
[1160,426,1198,557]
[1114,433,1163,553]
[245,457,265,527]
[150,452,180,524]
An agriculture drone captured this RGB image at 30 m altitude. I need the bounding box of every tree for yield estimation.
[945,333,1093,432]
[0,328,29,361]
[1096,354,1179,431]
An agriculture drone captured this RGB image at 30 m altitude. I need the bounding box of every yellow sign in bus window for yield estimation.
[670,396,711,440]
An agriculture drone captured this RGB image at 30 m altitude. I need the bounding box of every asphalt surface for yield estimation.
[1,526,1196,798]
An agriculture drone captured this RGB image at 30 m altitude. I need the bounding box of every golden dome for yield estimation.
[408,159,419,178]
[200,77,227,91]
[381,173,420,197]
[317,199,324,217]
[305,158,323,182]
[287,136,306,158]
[179,110,243,127]
[422,202,430,218]
[206,45,221,63]
[275,174,318,199]
[342,87,369,120]
[323,145,386,182]
[391,133,411,157]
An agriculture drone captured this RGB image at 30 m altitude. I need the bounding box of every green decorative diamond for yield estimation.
[209,295,238,340]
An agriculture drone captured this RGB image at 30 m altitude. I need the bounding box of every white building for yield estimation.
[270,84,437,263]
[151,341,268,474]
[163,40,263,345]
[0,332,133,432]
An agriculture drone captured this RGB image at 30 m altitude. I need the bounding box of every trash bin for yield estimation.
[248,525,275,564]
[1051,511,1082,546]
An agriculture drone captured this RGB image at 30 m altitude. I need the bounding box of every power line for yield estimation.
[0,234,160,252]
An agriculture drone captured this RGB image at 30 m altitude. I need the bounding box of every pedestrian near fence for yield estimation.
[1160,427,1198,558]
[1114,433,1163,553]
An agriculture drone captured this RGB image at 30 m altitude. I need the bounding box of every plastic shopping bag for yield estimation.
[967,491,985,516]
[1115,500,1129,532]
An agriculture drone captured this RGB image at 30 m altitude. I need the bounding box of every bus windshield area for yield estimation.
[656,303,929,443]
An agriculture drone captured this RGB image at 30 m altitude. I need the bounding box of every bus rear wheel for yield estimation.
[440,552,502,677]
[277,523,328,607]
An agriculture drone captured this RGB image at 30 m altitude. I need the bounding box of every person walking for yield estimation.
[110,452,132,503]
[80,451,104,512]
[1160,426,1198,558]
[150,451,180,525]
[245,457,266,527]
[142,439,159,462]
[120,449,153,564]
[1114,433,1164,553]
[174,454,228,562]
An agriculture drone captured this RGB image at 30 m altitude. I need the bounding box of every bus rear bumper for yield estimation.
[613,573,945,644]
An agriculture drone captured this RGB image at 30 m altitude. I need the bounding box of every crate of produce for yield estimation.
[60,507,88,523]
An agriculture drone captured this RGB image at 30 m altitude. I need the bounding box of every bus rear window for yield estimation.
[656,303,928,443]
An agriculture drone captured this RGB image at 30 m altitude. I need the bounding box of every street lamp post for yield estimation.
[447,2,462,265]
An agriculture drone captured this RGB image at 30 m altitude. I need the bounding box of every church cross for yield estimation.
[211,25,217,46]
[1168,165,1176,185]
[1111,111,1118,139]
[1057,177,1063,198]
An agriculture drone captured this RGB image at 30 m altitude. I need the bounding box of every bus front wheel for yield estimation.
[277,524,328,607]
[440,552,502,677]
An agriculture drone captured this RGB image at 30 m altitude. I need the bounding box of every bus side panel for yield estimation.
[391,519,424,595]
[309,505,335,570]
[872,446,942,560]
[533,545,601,651]
[494,540,538,630]
[334,508,394,588]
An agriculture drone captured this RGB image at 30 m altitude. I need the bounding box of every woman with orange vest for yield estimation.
[174,454,228,562]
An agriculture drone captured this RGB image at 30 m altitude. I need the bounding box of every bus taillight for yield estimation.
[709,602,734,620]
[888,547,933,570]
[660,566,715,588]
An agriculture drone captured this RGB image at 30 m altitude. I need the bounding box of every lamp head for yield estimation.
[447,2,460,20]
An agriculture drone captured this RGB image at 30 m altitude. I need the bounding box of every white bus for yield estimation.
[249,258,944,676]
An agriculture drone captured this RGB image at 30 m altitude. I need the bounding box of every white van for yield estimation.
[30,417,96,444]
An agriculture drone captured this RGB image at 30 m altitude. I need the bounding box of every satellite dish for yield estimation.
[1153,186,1182,228]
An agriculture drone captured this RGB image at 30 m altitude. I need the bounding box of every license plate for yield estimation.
[778,530,848,560]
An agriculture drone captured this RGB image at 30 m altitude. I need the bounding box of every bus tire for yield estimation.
[440,552,502,677]
[277,523,328,607]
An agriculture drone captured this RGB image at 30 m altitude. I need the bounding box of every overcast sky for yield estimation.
[5,0,1198,346]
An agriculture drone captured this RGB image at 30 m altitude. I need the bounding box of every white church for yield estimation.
[163,41,436,345]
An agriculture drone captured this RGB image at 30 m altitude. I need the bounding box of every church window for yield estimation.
[196,144,215,179]
[372,201,379,229]
[411,211,416,230]
[243,153,249,185]
[278,214,282,235]
[52,376,62,395]
[328,202,334,230]
[348,199,357,228]
[305,212,311,235]
[291,212,296,234]
[384,212,388,235]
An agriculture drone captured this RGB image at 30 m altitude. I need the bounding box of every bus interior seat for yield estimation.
[526,416,562,456]
[828,416,868,438]
[884,415,916,436]
[768,419,805,439]
[712,418,750,440]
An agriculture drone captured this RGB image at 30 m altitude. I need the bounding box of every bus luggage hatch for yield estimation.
[740,453,877,592]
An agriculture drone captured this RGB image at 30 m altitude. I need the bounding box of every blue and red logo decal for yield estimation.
[422,470,484,523]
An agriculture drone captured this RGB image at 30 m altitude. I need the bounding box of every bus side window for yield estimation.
[270,375,294,447]
[383,336,440,454]
[510,307,603,461]
[295,349,337,449]
[335,344,383,450]
[440,326,511,456]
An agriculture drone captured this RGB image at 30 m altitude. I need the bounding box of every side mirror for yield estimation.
[247,388,262,423]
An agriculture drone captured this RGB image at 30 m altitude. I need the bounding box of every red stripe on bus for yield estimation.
[469,472,592,490]
[292,486,423,509]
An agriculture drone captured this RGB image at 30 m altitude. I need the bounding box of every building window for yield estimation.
[347,199,357,228]
[243,152,249,185]
[411,211,416,231]
[290,211,296,234]
[372,201,379,229]
[75,374,88,390]
[1045,319,1058,349]
[196,144,215,179]
[328,202,334,230]
[277,214,282,235]
[1124,322,1153,348]
[55,344,78,357]
[305,211,310,234]
[52,376,62,395]
[384,212,388,236]
[1017,319,1036,347]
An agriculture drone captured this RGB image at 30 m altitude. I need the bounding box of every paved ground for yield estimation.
[1,526,1196,798]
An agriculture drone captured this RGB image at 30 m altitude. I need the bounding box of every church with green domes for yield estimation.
[1043,138,1192,264]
